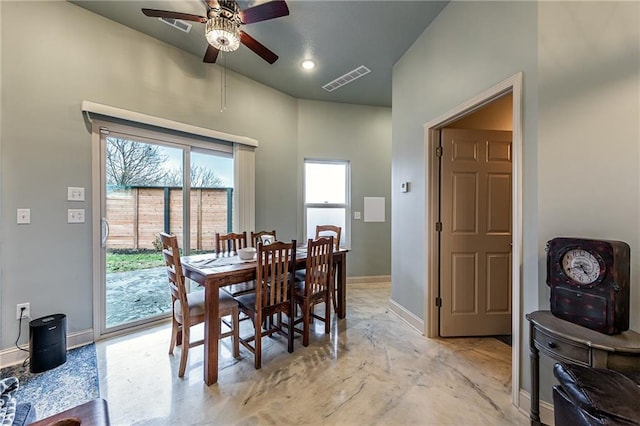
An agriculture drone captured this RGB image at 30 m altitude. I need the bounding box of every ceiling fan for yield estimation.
[142,0,289,64]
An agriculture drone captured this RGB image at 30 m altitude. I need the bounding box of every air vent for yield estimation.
[158,17,192,33]
[322,66,371,92]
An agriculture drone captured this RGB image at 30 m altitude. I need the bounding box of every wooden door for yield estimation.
[439,128,512,337]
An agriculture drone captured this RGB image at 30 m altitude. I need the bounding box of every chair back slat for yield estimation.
[215,232,248,254]
[315,225,341,251]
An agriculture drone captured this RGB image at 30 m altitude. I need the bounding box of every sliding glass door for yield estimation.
[97,125,233,335]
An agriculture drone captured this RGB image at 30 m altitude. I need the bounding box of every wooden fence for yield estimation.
[107,186,231,250]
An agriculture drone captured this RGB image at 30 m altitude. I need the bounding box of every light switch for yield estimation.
[17,209,30,224]
[354,211,361,220]
[68,209,85,223]
[67,187,85,201]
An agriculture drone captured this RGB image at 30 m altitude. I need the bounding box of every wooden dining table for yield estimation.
[181,246,348,385]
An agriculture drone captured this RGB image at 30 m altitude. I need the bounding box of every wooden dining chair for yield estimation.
[315,225,341,251]
[296,225,341,312]
[293,236,334,347]
[316,225,342,311]
[214,231,248,254]
[235,240,297,369]
[250,230,277,247]
[215,231,256,297]
[159,232,239,378]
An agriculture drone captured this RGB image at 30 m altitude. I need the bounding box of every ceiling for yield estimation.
[69,0,448,107]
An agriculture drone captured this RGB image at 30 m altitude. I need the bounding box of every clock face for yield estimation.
[561,248,602,285]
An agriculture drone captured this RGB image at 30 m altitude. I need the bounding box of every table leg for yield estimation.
[530,324,541,425]
[337,252,346,319]
[204,283,220,386]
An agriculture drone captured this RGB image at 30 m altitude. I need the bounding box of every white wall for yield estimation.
[392,0,639,407]
[0,1,391,351]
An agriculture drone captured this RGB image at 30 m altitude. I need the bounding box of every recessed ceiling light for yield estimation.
[301,59,316,70]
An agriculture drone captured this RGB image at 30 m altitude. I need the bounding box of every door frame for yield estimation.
[91,122,194,339]
[424,72,523,404]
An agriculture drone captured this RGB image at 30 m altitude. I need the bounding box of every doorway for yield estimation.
[424,73,523,404]
[438,126,512,337]
[92,121,234,337]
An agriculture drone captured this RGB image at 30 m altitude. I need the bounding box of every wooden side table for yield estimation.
[526,310,640,425]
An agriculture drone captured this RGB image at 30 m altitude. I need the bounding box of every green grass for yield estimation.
[107,250,164,273]
[106,249,212,272]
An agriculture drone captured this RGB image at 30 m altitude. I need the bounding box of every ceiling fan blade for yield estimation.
[239,0,289,24]
[203,45,220,63]
[240,31,278,64]
[141,9,207,24]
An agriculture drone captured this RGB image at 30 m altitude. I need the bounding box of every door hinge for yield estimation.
[435,146,443,157]
[435,297,442,307]
[99,127,110,135]
[435,222,442,232]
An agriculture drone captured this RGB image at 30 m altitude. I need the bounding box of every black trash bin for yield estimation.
[29,314,66,373]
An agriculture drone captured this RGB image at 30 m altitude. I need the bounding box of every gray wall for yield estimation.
[0,1,391,351]
[392,0,539,320]
[392,0,638,405]
[536,1,640,399]
[298,100,392,276]
[5,0,636,409]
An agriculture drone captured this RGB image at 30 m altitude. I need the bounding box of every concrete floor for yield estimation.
[96,282,528,425]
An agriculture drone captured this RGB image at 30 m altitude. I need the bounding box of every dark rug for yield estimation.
[0,344,99,419]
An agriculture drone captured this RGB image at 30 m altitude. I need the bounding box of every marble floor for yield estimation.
[96,282,528,425]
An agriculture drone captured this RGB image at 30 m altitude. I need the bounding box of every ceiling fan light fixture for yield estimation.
[205,17,240,52]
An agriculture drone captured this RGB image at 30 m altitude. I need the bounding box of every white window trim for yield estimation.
[303,159,351,248]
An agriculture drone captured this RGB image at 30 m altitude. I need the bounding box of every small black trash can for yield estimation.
[29,313,66,373]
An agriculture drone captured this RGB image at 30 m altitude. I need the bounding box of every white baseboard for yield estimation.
[0,328,94,369]
[348,278,422,333]
[389,298,424,333]
[347,275,391,285]
[519,389,555,426]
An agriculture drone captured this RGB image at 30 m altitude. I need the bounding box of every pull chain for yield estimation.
[220,53,228,112]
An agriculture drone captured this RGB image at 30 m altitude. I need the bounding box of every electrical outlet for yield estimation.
[67,186,85,201]
[16,303,30,320]
[68,209,85,223]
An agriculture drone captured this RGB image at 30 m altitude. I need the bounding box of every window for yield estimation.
[91,115,255,337]
[101,130,235,332]
[304,160,349,247]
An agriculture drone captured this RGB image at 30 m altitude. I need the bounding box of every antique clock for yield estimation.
[546,237,630,335]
